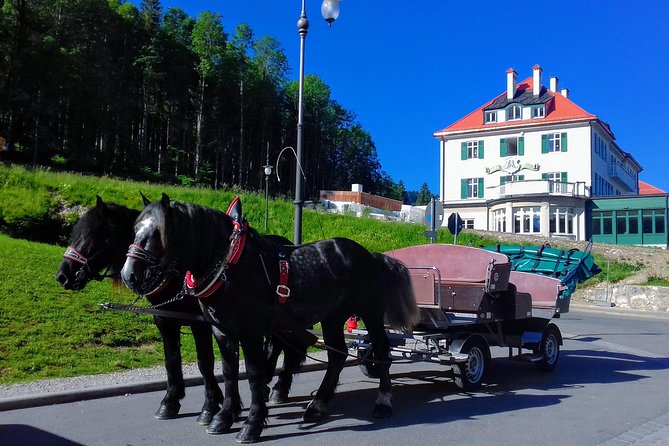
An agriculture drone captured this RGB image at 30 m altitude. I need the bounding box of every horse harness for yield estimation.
[62,245,113,285]
[103,197,292,321]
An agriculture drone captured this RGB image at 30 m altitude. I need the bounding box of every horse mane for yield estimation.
[69,201,138,246]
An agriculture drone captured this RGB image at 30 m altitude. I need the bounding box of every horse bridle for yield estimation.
[62,245,112,287]
[125,243,178,297]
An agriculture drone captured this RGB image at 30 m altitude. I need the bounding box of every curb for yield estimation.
[0,357,336,412]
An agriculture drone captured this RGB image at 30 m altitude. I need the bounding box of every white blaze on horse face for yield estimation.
[135,216,156,245]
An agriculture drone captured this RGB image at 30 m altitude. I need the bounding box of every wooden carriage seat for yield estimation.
[385,244,511,309]
[509,271,566,319]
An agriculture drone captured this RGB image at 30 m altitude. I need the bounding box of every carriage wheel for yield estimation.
[357,348,381,379]
[453,336,490,391]
[534,323,561,371]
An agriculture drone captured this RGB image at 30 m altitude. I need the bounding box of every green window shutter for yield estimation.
[541,134,548,153]
[500,138,507,156]
[518,136,525,155]
[461,179,467,199]
[478,140,484,159]
[500,176,507,185]
[561,132,568,152]
[542,173,549,180]
[478,178,484,198]
[461,142,467,160]
[519,175,525,181]
[561,172,568,183]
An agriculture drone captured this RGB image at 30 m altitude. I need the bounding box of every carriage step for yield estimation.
[511,353,542,363]
[438,353,469,364]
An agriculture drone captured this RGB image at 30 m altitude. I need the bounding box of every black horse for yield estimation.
[55,196,302,427]
[120,194,419,443]
[55,196,227,425]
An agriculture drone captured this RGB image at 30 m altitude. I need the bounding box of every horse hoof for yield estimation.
[235,423,263,444]
[303,401,328,423]
[196,408,217,426]
[373,403,393,418]
[268,389,288,405]
[155,403,180,420]
[207,413,234,434]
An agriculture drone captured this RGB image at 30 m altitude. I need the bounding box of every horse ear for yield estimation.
[140,192,151,207]
[95,195,106,210]
[160,193,170,210]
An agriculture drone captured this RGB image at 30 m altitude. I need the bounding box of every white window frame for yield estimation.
[548,133,561,152]
[467,178,479,198]
[507,105,522,120]
[463,218,475,229]
[550,206,574,235]
[467,140,479,159]
[484,111,497,123]
[513,207,541,234]
[492,209,507,232]
[532,105,545,118]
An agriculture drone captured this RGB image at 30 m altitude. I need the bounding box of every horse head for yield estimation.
[121,193,245,297]
[120,193,177,296]
[55,195,138,290]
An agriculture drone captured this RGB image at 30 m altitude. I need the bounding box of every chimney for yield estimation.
[532,64,542,97]
[561,88,569,99]
[550,76,559,92]
[506,68,517,100]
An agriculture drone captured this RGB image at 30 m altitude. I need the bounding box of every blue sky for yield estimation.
[142,0,669,193]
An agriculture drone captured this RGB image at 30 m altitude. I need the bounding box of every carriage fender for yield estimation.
[450,334,489,354]
[544,322,563,345]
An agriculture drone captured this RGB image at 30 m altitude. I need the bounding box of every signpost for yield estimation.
[423,198,443,244]
[447,212,464,245]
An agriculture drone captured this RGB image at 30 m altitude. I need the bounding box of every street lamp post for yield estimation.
[263,143,273,232]
[293,0,340,245]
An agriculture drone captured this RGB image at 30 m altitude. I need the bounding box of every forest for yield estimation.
[0,0,413,202]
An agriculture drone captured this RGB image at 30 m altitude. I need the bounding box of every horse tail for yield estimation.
[372,253,420,331]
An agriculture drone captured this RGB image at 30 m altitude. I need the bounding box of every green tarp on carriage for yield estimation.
[483,244,601,299]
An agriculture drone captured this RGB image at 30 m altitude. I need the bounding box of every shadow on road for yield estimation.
[0,424,83,446]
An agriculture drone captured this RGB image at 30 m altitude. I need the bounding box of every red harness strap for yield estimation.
[276,260,290,304]
[185,220,248,299]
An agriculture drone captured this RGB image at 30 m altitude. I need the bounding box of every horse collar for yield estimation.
[185,219,248,299]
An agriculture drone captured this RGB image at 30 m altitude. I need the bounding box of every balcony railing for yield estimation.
[489,179,591,200]
[608,162,637,192]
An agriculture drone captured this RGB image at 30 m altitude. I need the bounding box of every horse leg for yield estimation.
[236,330,270,444]
[360,313,393,418]
[153,316,185,420]
[269,333,308,405]
[303,317,347,422]
[207,327,243,435]
[264,336,281,402]
[190,322,223,425]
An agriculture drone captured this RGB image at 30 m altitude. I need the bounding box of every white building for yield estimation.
[433,65,642,241]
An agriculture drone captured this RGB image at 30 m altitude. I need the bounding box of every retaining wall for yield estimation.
[576,285,669,313]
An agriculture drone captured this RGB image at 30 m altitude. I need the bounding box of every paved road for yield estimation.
[1,306,669,445]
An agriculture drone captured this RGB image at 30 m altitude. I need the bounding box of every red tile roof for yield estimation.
[638,181,666,195]
[434,77,597,137]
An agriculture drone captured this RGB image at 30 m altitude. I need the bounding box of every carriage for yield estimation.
[349,242,600,390]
